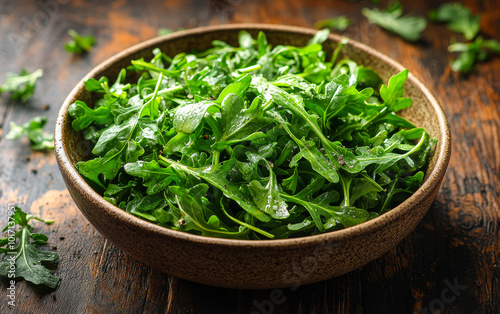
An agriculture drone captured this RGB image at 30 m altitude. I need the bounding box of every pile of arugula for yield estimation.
[69,30,435,239]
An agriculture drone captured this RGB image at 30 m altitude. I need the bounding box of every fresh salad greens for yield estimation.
[0,206,59,289]
[6,116,54,150]
[0,69,43,102]
[69,30,435,239]
[428,2,499,74]
[362,2,427,42]
[65,29,96,54]
[316,16,351,32]
[429,2,481,41]
[448,37,500,73]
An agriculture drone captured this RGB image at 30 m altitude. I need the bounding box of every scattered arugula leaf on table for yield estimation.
[6,116,54,150]
[158,28,174,36]
[69,30,436,239]
[0,206,60,289]
[429,2,481,41]
[316,16,351,32]
[0,69,43,102]
[428,3,497,73]
[158,27,186,36]
[65,29,96,54]
[448,37,500,73]
[362,1,427,42]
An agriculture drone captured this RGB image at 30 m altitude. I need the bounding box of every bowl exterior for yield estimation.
[55,24,450,289]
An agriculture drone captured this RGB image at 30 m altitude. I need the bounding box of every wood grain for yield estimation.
[0,0,499,313]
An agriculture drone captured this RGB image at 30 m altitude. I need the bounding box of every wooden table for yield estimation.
[1,0,499,313]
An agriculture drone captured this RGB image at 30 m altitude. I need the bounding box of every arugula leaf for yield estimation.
[315,16,351,32]
[160,157,272,223]
[6,116,54,150]
[124,160,179,195]
[362,2,427,42]
[84,76,108,93]
[65,29,96,54]
[168,184,252,238]
[380,171,424,214]
[0,69,43,102]
[380,69,411,112]
[68,30,435,239]
[429,3,480,40]
[158,27,185,36]
[448,37,500,73]
[268,110,340,183]
[0,206,59,288]
[68,100,113,131]
[282,166,300,194]
[212,93,268,151]
[247,165,289,219]
[158,28,173,36]
[173,100,220,134]
[307,29,330,46]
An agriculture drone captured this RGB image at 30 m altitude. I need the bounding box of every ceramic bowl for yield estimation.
[55,24,451,289]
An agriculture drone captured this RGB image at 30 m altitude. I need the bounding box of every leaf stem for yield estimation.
[212,150,220,165]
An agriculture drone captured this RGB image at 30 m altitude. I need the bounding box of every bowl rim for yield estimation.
[55,23,451,248]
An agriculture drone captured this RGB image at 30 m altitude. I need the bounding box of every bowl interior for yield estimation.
[58,24,449,241]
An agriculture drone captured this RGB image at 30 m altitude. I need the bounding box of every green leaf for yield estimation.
[238,31,255,49]
[173,100,219,134]
[315,16,351,32]
[380,69,411,112]
[257,82,338,155]
[289,138,340,183]
[6,116,54,150]
[348,130,429,174]
[76,149,125,188]
[267,110,342,183]
[130,59,181,77]
[448,37,500,73]
[160,157,272,223]
[65,29,96,54]
[92,116,138,155]
[0,207,59,288]
[212,93,269,150]
[282,166,300,194]
[362,2,427,42]
[219,201,274,238]
[429,3,480,40]
[68,100,113,131]
[0,69,43,102]
[84,77,108,93]
[126,190,169,222]
[158,28,173,36]
[380,171,424,214]
[307,28,330,46]
[323,73,370,127]
[357,66,383,90]
[124,160,179,195]
[170,185,249,238]
[247,167,289,219]
[215,74,252,104]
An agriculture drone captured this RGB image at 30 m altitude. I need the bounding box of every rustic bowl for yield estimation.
[55,24,451,289]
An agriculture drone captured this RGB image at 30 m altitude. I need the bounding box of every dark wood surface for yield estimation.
[0,0,499,313]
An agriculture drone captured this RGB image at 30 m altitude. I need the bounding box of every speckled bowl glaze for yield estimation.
[55,24,451,289]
